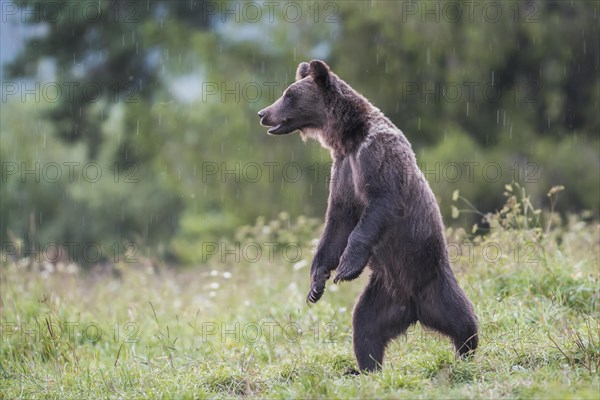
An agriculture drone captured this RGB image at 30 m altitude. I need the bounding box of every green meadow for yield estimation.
[1,188,598,399]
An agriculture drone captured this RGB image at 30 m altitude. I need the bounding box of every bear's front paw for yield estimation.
[333,262,363,283]
[306,268,330,305]
[306,282,325,304]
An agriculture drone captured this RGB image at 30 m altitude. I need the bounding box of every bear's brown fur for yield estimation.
[258,60,478,372]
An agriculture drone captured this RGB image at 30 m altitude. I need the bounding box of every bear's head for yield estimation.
[258,60,332,135]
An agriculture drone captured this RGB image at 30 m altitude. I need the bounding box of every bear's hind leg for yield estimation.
[416,274,478,358]
[352,277,417,372]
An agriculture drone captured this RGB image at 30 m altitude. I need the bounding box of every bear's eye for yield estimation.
[284,90,297,102]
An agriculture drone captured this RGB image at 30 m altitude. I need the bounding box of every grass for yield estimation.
[1,190,599,399]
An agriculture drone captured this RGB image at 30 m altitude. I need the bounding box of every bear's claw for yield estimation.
[333,264,362,283]
[306,282,325,304]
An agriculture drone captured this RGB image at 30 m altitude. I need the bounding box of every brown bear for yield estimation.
[258,60,478,373]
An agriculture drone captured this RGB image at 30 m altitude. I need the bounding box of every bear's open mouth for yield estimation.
[267,123,283,134]
[263,118,291,135]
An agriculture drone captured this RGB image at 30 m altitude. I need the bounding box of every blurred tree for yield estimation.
[329,1,599,146]
[5,0,215,160]
[3,0,220,262]
[3,0,598,266]
[327,1,598,214]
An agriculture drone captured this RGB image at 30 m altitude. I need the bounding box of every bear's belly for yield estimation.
[369,227,444,298]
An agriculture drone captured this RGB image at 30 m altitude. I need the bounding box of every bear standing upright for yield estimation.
[258,60,478,372]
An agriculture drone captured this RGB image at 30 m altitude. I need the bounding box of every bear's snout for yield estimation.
[258,108,283,133]
[258,108,273,128]
[258,108,272,127]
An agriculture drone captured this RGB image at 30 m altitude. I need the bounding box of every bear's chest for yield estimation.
[348,156,369,207]
[331,157,366,209]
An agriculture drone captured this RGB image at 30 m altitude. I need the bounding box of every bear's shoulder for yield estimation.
[356,113,408,155]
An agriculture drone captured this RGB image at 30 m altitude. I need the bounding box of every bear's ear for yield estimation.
[295,62,310,81]
[309,59,331,87]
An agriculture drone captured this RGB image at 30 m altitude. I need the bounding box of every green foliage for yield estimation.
[0,101,182,264]
[2,0,598,265]
[332,1,599,145]
[171,212,321,266]
[450,184,599,316]
[5,0,215,158]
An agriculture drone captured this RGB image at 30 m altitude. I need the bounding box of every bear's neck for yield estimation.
[321,84,373,157]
